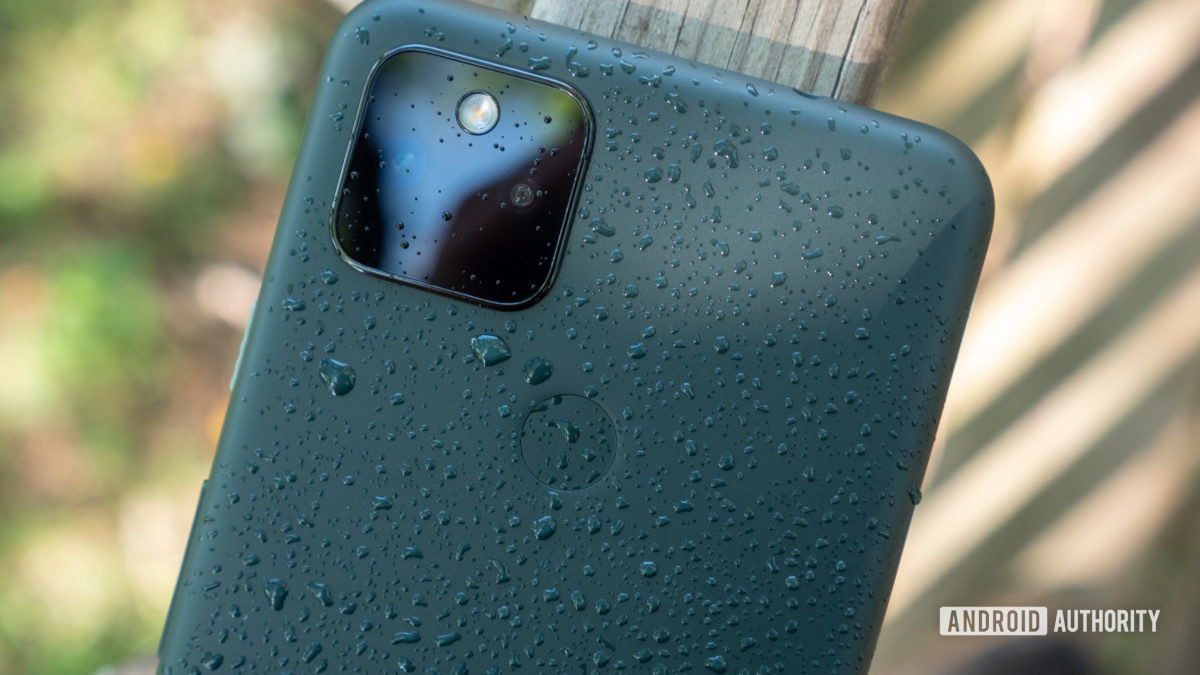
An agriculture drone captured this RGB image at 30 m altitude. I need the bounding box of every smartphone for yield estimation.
[158,0,992,672]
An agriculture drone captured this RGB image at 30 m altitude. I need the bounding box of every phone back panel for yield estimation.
[160,1,992,672]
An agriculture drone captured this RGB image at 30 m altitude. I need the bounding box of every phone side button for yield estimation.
[229,301,257,392]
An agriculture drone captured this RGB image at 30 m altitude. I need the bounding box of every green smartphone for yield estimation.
[159,0,992,672]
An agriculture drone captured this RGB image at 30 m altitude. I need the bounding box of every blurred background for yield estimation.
[0,0,1196,673]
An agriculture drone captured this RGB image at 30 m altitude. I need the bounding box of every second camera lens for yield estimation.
[510,183,534,207]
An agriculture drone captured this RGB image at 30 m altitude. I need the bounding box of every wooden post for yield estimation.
[328,0,910,105]
[529,0,909,105]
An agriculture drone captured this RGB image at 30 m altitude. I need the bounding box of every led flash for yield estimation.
[457,91,500,134]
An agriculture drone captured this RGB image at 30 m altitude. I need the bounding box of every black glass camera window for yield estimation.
[332,48,592,309]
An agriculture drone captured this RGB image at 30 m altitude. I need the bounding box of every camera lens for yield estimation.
[510,183,535,207]
[457,91,500,134]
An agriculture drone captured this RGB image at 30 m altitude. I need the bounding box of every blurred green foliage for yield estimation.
[0,1,338,672]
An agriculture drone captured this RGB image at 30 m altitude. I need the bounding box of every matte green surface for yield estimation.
[160,0,992,672]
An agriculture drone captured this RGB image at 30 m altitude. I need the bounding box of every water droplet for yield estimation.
[309,582,334,607]
[590,217,615,237]
[567,57,590,77]
[319,358,356,396]
[523,356,554,385]
[435,632,462,647]
[470,334,512,365]
[354,27,370,45]
[533,515,557,540]
[264,579,288,610]
[302,642,323,663]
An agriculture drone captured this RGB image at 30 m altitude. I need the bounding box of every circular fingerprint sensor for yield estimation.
[519,394,617,490]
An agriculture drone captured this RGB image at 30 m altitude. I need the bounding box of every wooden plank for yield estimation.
[328,0,910,104]
[326,0,536,18]
[528,0,910,103]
